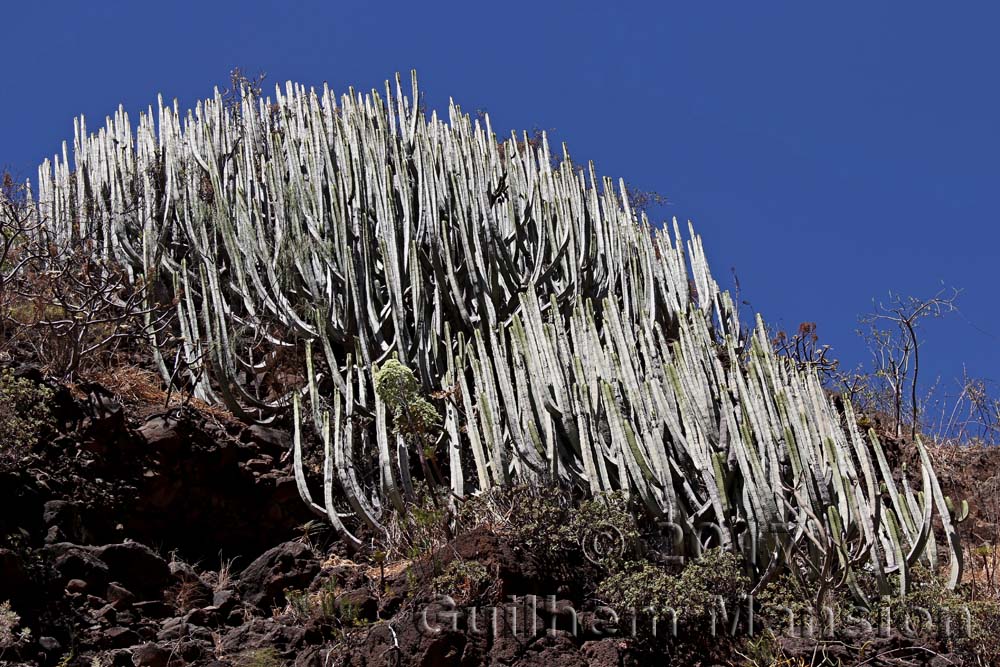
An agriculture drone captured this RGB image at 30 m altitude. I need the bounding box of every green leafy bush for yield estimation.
[284,578,348,624]
[754,566,1000,663]
[0,600,29,650]
[570,492,640,570]
[432,559,490,604]
[879,567,1000,660]
[502,487,576,561]
[754,573,825,637]
[374,359,445,497]
[452,486,640,577]
[0,369,54,465]
[597,549,748,636]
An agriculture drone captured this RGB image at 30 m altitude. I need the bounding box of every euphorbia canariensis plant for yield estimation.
[25,72,963,603]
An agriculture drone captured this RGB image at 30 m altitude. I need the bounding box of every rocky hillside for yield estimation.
[1,360,999,667]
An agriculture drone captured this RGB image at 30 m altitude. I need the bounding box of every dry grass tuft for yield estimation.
[87,366,169,405]
[81,364,239,424]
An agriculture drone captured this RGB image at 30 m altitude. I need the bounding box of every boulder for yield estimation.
[43,500,89,544]
[242,425,290,456]
[138,417,183,455]
[237,541,320,610]
[95,542,172,600]
[103,626,140,648]
[131,642,172,667]
[107,582,136,610]
[50,545,109,590]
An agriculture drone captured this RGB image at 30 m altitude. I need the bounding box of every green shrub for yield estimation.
[0,369,54,465]
[961,600,1000,661]
[432,559,490,604]
[504,487,576,561]
[754,574,824,637]
[285,578,339,622]
[735,631,786,667]
[756,565,1000,662]
[452,487,640,579]
[374,359,445,496]
[877,567,1000,659]
[486,488,639,567]
[236,647,284,667]
[0,600,29,650]
[597,549,748,637]
[285,577,374,628]
[569,492,640,570]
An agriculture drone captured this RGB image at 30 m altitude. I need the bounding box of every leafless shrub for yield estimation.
[1,169,176,378]
[222,67,267,125]
[6,245,173,379]
[772,321,839,380]
[924,370,1000,446]
[846,287,960,441]
[0,172,51,339]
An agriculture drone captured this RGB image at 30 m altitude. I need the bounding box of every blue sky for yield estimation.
[3,2,998,418]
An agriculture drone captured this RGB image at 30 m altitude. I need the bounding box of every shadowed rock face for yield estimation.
[122,414,310,566]
[0,548,30,602]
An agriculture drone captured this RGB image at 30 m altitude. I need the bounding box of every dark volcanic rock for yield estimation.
[104,625,140,648]
[138,416,184,454]
[2,362,994,667]
[334,586,378,622]
[0,469,45,550]
[107,582,137,609]
[583,639,635,667]
[43,499,90,544]
[96,542,172,599]
[133,600,173,619]
[219,617,306,655]
[0,548,30,602]
[65,578,89,594]
[50,544,109,590]
[157,617,189,642]
[38,636,61,654]
[237,541,321,610]
[243,424,291,456]
[120,412,313,566]
[212,589,237,611]
[131,642,172,667]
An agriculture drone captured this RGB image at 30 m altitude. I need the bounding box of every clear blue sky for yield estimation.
[3,2,998,415]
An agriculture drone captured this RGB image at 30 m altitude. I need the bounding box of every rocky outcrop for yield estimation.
[237,542,321,611]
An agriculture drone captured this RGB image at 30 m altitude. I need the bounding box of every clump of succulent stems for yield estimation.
[22,71,965,604]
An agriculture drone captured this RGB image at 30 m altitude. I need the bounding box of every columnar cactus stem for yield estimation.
[26,71,963,599]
